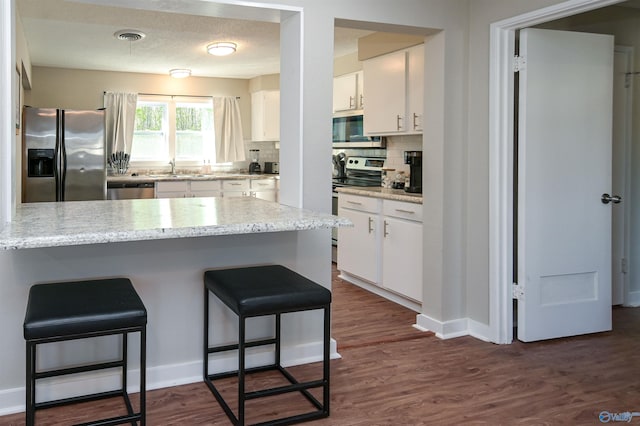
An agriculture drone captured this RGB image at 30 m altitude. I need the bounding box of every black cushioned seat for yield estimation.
[23,278,147,426]
[205,264,332,316]
[24,278,147,340]
[203,265,331,426]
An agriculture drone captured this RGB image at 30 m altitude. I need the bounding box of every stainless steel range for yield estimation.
[332,156,385,253]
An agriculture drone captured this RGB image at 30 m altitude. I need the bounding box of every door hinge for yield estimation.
[512,282,525,300]
[513,55,526,72]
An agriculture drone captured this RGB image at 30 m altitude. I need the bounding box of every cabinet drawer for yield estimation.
[383,200,422,222]
[222,179,250,191]
[250,178,276,190]
[191,180,221,192]
[339,194,380,214]
[156,181,188,192]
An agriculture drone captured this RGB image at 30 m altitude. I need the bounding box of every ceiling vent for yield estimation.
[114,30,146,42]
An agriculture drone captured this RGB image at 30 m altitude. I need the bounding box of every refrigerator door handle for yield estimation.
[59,110,67,201]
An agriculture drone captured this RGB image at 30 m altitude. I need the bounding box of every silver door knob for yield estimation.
[601,193,622,204]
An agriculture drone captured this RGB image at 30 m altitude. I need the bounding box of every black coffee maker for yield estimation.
[404,151,422,193]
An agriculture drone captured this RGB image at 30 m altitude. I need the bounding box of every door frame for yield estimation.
[488,0,624,344]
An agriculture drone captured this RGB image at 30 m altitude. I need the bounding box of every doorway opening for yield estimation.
[490,0,639,344]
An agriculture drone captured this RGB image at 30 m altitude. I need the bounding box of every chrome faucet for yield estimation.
[169,158,176,174]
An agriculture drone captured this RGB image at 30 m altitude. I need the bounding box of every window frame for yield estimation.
[130,95,216,169]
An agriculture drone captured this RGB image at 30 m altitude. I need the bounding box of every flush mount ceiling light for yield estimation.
[207,42,237,56]
[169,69,191,78]
[114,29,146,42]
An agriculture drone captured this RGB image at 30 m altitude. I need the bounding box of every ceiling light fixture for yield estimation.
[207,42,237,56]
[169,69,191,78]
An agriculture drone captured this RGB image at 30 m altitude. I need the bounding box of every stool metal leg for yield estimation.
[26,341,36,426]
[140,327,146,426]
[238,315,246,426]
[323,304,331,416]
[203,284,209,381]
[275,314,281,367]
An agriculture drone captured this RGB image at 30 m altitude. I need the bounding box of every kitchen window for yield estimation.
[131,95,215,166]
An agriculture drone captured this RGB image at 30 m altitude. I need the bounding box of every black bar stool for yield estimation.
[23,278,147,426]
[204,265,331,426]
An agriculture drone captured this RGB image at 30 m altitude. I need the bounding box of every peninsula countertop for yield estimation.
[0,197,350,250]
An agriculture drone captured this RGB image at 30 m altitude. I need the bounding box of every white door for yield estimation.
[517,28,615,342]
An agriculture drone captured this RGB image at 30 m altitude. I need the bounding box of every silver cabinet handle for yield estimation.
[384,220,389,237]
[395,209,415,214]
[368,217,374,234]
[413,113,420,130]
[396,115,403,131]
[349,96,355,109]
[347,200,362,205]
[359,94,364,108]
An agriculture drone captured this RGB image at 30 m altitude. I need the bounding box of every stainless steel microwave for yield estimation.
[332,111,385,148]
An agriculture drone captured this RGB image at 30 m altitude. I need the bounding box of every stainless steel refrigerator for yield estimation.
[22,106,107,203]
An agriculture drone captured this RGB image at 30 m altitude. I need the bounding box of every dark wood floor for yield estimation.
[2,265,639,425]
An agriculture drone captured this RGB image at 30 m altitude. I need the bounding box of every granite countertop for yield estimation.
[107,173,279,183]
[0,197,350,250]
[335,186,423,204]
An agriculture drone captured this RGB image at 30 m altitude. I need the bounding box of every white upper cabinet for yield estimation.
[333,71,364,112]
[363,44,424,135]
[251,90,280,141]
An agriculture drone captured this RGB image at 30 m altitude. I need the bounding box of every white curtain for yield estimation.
[103,92,138,156]
[213,96,245,163]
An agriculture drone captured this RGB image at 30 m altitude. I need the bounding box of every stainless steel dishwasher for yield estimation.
[107,182,155,200]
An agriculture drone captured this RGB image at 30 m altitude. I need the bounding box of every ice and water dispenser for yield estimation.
[27,149,55,177]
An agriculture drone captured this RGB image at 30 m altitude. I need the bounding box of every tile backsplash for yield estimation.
[331,134,422,175]
[384,135,422,174]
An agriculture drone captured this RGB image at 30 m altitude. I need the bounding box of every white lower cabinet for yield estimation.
[381,200,423,302]
[338,194,381,284]
[250,178,278,202]
[338,194,422,303]
[155,178,279,199]
[221,179,250,197]
[155,180,221,198]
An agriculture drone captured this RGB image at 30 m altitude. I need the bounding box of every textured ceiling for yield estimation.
[17,0,372,79]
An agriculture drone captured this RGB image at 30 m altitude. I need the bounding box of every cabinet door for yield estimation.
[251,91,280,141]
[251,191,277,202]
[337,207,380,284]
[155,181,188,199]
[333,73,358,112]
[222,179,250,197]
[190,180,221,197]
[363,50,407,134]
[407,44,424,133]
[382,216,423,301]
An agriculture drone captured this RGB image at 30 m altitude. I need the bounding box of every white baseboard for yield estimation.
[0,340,340,416]
[338,272,421,312]
[624,290,640,307]
[415,314,492,342]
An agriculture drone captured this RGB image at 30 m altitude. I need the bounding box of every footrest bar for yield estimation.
[36,389,125,410]
[73,412,141,426]
[208,337,277,355]
[35,360,124,380]
[245,379,325,400]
